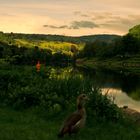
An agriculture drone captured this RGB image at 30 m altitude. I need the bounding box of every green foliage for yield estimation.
[14,39,81,53]
[0,33,83,65]
[2,32,119,44]
[122,34,139,55]
[0,65,81,109]
[87,88,122,121]
[0,25,140,140]
[79,42,96,58]
[0,65,139,140]
[78,40,116,58]
[0,32,13,44]
[0,65,121,121]
[0,31,121,64]
[79,27,140,59]
[129,24,140,39]
[0,42,74,65]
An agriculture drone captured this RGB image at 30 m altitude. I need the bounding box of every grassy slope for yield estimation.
[14,39,84,53]
[0,107,140,140]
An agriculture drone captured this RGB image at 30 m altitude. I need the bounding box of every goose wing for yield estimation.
[58,112,82,136]
[64,112,82,126]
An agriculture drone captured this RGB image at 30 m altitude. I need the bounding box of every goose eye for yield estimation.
[83,95,86,97]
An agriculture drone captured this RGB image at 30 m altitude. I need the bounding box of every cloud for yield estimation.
[70,21,99,29]
[98,14,140,34]
[81,14,89,17]
[43,20,99,30]
[0,13,16,17]
[91,12,113,20]
[73,11,81,15]
[43,25,68,29]
[101,14,140,27]
[73,11,89,18]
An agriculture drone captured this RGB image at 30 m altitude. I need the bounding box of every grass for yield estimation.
[0,107,59,140]
[0,106,140,140]
[14,39,84,53]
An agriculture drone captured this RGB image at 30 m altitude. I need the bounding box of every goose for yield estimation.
[58,94,89,137]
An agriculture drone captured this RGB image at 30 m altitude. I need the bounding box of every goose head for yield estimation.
[77,94,89,109]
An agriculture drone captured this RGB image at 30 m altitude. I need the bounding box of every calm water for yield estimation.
[77,67,140,112]
[48,66,140,112]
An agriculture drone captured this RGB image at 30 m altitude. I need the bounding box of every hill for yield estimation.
[77,34,120,43]
[129,24,140,39]
[0,31,120,44]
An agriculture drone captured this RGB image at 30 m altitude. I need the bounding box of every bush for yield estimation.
[0,65,122,121]
[87,88,122,122]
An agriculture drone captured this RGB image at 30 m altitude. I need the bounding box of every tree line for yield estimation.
[0,42,72,65]
[78,33,140,59]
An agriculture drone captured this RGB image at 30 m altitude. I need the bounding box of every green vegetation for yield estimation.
[0,107,140,140]
[14,39,81,53]
[0,32,119,44]
[0,30,120,66]
[0,64,140,140]
[127,88,140,101]
[1,64,118,113]
[0,24,140,140]
[0,32,83,65]
[77,24,140,73]
[0,41,74,65]
[129,24,140,39]
[76,55,140,74]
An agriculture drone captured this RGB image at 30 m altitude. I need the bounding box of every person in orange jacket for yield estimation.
[36,60,41,72]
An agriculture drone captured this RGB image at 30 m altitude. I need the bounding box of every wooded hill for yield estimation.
[0,31,120,44]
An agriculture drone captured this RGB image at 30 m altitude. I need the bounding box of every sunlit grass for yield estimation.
[14,39,84,53]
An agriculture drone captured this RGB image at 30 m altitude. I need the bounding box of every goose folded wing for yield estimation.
[64,112,82,126]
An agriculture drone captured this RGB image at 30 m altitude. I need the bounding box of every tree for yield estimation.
[122,34,139,55]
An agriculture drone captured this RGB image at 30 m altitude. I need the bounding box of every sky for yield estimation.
[0,0,140,36]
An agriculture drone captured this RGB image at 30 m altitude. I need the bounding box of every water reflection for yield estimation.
[102,88,140,112]
[45,66,140,112]
[77,67,140,100]
[77,67,140,111]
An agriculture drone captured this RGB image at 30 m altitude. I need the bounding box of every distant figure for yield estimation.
[36,60,41,72]
[58,94,89,138]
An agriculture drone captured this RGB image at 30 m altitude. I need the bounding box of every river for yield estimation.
[48,66,140,112]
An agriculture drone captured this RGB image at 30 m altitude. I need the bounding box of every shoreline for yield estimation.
[76,57,140,75]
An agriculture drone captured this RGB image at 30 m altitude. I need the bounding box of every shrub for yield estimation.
[87,88,122,122]
[0,65,122,121]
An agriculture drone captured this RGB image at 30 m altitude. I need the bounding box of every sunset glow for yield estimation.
[0,0,140,36]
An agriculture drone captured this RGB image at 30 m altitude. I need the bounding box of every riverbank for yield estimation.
[121,106,140,125]
[76,56,140,74]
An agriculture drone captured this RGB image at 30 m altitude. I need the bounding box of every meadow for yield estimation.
[14,39,84,54]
